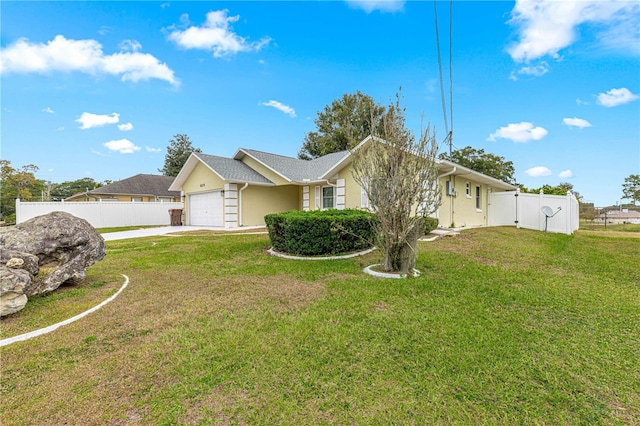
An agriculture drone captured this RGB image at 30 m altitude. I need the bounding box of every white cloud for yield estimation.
[167,10,271,58]
[118,39,142,52]
[576,98,589,105]
[596,87,639,107]
[42,107,54,114]
[563,117,592,129]
[160,2,170,9]
[261,100,296,118]
[346,0,405,13]
[0,35,179,86]
[507,0,639,62]
[146,146,162,153]
[487,122,548,143]
[558,170,573,178]
[76,112,120,129]
[104,139,140,154]
[525,166,552,177]
[57,126,64,131]
[510,62,549,80]
[118,122,134,131]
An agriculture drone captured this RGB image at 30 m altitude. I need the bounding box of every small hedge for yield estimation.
[265,209,376,256]
[422,217,439,235]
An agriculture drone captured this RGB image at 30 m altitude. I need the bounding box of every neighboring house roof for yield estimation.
[66,174,180,201]
[169,136,517,192]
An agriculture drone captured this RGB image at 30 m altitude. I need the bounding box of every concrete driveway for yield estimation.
[101,225,266,241]
[101,226,213,241]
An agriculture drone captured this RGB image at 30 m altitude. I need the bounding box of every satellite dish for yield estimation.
[541,206,554,217]
[540,205,561,232]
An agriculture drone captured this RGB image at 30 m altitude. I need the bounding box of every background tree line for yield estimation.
[2,93,637,223]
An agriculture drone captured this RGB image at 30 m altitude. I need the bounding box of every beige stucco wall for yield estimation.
[337,164,363,209]
[438,176,490,228]
[239,156,290,186]
[241,185,299,226]
[182,162,226,194]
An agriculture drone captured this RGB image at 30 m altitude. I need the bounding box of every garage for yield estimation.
[189,191,224,226]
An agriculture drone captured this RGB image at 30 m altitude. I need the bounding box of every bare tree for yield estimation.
[351,94,441,274]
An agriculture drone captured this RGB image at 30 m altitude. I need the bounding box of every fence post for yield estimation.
[539,189,545,231]
[15,198,21,224]
[515,188,520,229]
[566,191,573,235]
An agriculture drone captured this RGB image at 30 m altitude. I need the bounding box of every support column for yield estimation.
[336,179,345,210]
[302,186,310,211]
[224,183,238,228]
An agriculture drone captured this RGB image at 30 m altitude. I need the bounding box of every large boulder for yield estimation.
[0,211,106,316]
[0,267,32,317]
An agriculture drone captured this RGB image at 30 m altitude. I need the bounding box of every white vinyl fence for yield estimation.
[16,200,184,228]
[488,189,579,235]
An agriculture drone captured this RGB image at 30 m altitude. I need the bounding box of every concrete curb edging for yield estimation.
[0,274,130,347]
[363,264,421,279]
[267,247,377,260]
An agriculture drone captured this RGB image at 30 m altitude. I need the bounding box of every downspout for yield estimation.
[438,167,456,228]
[238,182,249,226]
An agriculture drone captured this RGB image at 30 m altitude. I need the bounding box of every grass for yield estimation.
[1,227,639,425]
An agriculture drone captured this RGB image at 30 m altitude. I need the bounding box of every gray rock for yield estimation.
[0,211,106,316]
[1,249,40,275]
[0,266,32,317]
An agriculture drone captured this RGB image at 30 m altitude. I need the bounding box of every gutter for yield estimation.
[438,166,457,179]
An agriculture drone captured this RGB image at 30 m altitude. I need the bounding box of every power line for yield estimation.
[433,0,454,156]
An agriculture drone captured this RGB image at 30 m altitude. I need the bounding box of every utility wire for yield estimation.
[449,0,453,151]
[434,0,454,156]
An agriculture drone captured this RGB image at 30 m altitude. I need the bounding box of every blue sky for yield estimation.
[1,0,638,207]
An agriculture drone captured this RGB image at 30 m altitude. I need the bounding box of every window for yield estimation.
[131,197,143,202]
[475,185,481,210]
[465,182,471,198]
[322,186,335,209]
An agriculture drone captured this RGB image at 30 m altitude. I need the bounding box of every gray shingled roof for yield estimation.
[88,174,180,197]
[241,149,348,182]
[196,153,273,184]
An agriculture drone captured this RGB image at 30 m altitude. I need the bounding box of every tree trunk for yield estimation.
[382,221,421,274]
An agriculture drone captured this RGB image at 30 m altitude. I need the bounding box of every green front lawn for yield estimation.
[1,227,638,425]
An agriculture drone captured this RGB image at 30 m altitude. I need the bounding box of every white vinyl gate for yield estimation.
[488,189,579,235]
[189,191,224,227]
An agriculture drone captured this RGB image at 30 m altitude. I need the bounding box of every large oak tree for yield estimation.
[298,91,386,160]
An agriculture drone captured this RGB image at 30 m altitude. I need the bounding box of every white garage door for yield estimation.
[189,191,224,227]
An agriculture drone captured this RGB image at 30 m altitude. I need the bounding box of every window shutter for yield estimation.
[361,178,369,208]
[315,186,321,210]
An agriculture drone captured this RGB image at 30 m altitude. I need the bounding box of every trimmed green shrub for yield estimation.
[265,209,376,256]
[422,217,439,235]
